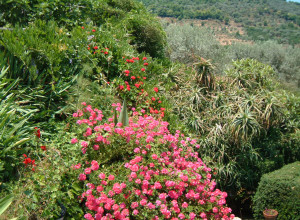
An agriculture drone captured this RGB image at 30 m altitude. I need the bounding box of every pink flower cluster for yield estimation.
[71,104,234,220]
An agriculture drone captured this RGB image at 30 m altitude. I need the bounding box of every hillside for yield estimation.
[0,0,299,219]
[138,0,300,45]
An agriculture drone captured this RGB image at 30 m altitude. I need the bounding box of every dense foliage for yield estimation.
[165,58,300,194]
[0,0,166,58]
[253,161,300,219]
[0,0,167,188]
[164,23,300,91]
[139,0,300,44]
[0,0,299,219]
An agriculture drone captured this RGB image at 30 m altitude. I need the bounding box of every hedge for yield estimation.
[253,161,300,220]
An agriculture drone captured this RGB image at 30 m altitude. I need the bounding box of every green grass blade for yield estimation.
[118,99,129,127]
[0,194,14,215]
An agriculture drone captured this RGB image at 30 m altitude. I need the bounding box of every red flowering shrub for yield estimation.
[23,154,36,171]
[34,127,41,139]
[71,104,234,220]
[112,56,165,118]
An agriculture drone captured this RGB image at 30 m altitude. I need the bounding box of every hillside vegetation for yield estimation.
[164,23,300,91]
[139,0,300,45]
[0,0,299,219]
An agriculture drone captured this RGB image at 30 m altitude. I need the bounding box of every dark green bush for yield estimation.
[122,13,166,58]
[253,161,300,220]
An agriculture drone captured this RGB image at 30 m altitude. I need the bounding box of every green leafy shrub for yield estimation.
[226,58,275,91]
[253,161,300,220]
[166,58,299,195]
[122,13,166,58]
[0,20,85,86]
[0,0,142,28]
[0,67,37,182]
[0,0,166,58]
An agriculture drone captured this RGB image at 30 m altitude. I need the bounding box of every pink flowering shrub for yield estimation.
[71,103,234,220]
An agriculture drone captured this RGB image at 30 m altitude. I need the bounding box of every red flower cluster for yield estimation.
[34,127,41,138]
[116,56,165,118]
[23,154,36,171]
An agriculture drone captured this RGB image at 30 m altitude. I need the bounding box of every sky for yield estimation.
[286,0,300,3]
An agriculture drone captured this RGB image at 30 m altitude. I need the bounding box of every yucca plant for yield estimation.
[193,57,215,91]
[166,58,300,194]
[231,105,261,144]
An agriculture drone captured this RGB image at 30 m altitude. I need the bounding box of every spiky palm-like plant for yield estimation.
[231,105,261,144]
[193,57,215,91]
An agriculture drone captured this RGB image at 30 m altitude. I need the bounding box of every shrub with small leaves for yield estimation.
[70,103,235,219]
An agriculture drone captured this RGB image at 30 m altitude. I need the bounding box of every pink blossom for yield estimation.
[135,179,141,184]
[84,213,93,220]
[159,193,167,200]
[189,212,196,219]
[213,207,218,213]
[91,160,99,171]
[113,183,122,194]
[131,202,138,209]
[85,168,92,174]
[182,202,188,208]
[154,181,162,189]
[121,209,129,216]
[96,185,103,192]
[71,138,78,144]
[81,141,88,148]
[93,145,99,150]
[152,154,158,160]
[131,164,139,172]
[108,175,115,181]
[178,213,185,219]
[200,212,206,218]
[131,172,137,179]
[74,163,81,169]
[79,173,86,181]
[134,148,140,153]
[140,199,147,206]
[99,173,106,179]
